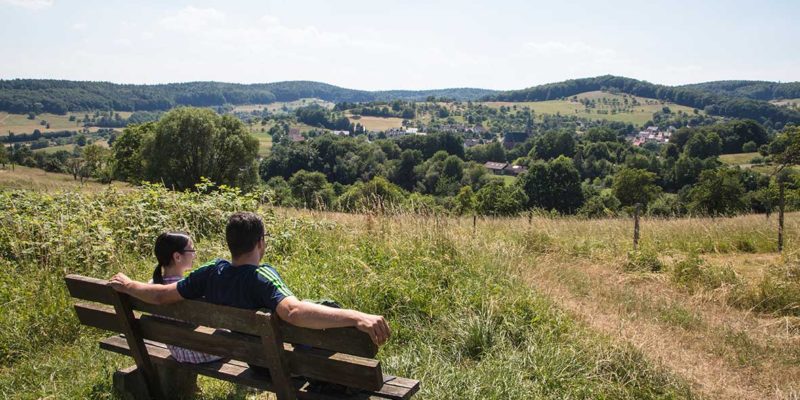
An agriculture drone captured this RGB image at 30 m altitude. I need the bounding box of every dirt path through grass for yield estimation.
[516,254,800,400]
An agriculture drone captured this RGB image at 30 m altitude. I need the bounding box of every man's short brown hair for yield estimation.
[226,212,265,258]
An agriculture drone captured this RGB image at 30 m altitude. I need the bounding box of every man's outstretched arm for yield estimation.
[108,272,184,305]
[275,296,390,346]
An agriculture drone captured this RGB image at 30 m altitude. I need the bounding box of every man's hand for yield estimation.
[108,272,133,293]
[355,312,391,346]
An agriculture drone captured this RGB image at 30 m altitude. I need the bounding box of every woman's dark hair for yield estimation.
[152,232,191,284]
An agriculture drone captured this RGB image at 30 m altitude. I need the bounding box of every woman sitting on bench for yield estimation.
[150,232,222,364]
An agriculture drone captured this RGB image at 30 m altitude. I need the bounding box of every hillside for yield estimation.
[682,80,800,101]
[2,170,800,398]
[0,79,497,115]
[485,75,800,126]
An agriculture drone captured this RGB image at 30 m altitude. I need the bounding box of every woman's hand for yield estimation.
[108,272,133,293]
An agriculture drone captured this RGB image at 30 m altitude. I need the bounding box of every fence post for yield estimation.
[472,214,477,236]
[779,180,785,253]
[528,210,532,225]
[633,203,641,251]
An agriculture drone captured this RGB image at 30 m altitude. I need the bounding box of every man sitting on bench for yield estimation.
[108,211,390,347]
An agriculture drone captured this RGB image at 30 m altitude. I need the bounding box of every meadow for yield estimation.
[481,91,700,126]
[1,168,799,399]
[0,112,131,136]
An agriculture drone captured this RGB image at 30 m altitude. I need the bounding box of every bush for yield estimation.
[670,254,738,292]
[624,250,663,273]
[729,263,800,316]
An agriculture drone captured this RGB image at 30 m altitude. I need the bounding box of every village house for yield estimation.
[484,161,508,175]
[288,128,305,143]
[332,130,350,136]
[631,125,674,147]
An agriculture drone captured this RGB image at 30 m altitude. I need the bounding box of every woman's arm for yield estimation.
[108,272,184,305]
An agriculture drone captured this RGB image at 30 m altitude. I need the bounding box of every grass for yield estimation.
[0,179,696,399]
[232,99,335,114]
[347,115,405,131]
[480,91,700,126]
[719,152,760,166]
[0,165,130,192]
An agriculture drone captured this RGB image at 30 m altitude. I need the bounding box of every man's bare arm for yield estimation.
[276,296,390,346]
[108,272,184,305]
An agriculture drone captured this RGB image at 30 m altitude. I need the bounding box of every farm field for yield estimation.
[0,165,128,191]
[481,91,700,126]
[0,112,132,135]
[347,114,405,131]
[232,98,335,114]
[719,152,760,165]
[770,98,800,110]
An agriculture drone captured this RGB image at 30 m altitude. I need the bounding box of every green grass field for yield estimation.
[719,152,760,165]
[232,98,335,114]
[0,112,132,136]
[481,91,700,126]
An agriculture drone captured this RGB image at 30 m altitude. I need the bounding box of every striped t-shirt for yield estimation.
[161,276,223,364]
[176,259,294,312]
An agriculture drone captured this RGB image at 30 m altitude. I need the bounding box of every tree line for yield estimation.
[0,79,495,114]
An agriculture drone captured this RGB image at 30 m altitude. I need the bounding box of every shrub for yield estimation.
[624,250,663,273]
[670,254,738,292]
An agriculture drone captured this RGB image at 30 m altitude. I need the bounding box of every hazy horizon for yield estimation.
[1,0,799,90]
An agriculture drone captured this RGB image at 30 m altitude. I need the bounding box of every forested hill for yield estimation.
[0,79,496,114]
[485,75,800,126]
[680,80,800,101]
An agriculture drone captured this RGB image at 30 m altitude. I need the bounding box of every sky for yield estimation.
[0,0,798,90]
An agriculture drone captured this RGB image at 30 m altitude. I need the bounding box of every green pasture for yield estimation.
[719,152,760,166]
[480,91,700,126]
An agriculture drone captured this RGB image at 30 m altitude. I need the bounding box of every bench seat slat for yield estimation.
[101,336,420,400]
[76,303,383,391]
[66,274,377,357]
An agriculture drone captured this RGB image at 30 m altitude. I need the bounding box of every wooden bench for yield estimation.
[65,274,419,400]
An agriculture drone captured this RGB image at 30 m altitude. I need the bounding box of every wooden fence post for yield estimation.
[472,214,477,236]
[528,210,532,226]
[779,180,785,253]
[633,203,641,251]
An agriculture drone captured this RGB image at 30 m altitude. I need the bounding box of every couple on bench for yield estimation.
[108,211,391,373]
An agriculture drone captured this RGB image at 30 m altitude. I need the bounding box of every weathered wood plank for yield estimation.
[256,310,296,400]
[66,274,377,357]
[101,337,418,400]
[109,290,162,399]
[80,304,383,391]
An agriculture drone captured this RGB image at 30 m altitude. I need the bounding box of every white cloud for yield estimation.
[159,6,226,33]
[71,22,86,31]
[1,0,54,10]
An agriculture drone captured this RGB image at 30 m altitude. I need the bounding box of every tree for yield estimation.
[454,186,476,215]
[113,122,153,183]
[0,145,7,168]
[530,130,575,160]
[336,176,405,212]
[288,170,334,209]
[612,167,661,207]
[143,107,259,190]
[389,149,422,191]
[518,156,583,213]
[475,180,528,216]
[688,168,746,216]
[82,144,113,183]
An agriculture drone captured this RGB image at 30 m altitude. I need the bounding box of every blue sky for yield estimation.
[1,0,798,90]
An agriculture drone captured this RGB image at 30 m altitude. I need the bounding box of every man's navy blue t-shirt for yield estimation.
[176,259,294,312]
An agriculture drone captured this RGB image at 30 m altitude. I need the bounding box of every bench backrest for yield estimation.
[65,274,383,397]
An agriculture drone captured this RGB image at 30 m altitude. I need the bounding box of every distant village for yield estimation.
[295,122,679,177]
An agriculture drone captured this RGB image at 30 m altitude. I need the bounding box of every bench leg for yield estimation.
[114,364,198,400]
[113,366,150,400]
